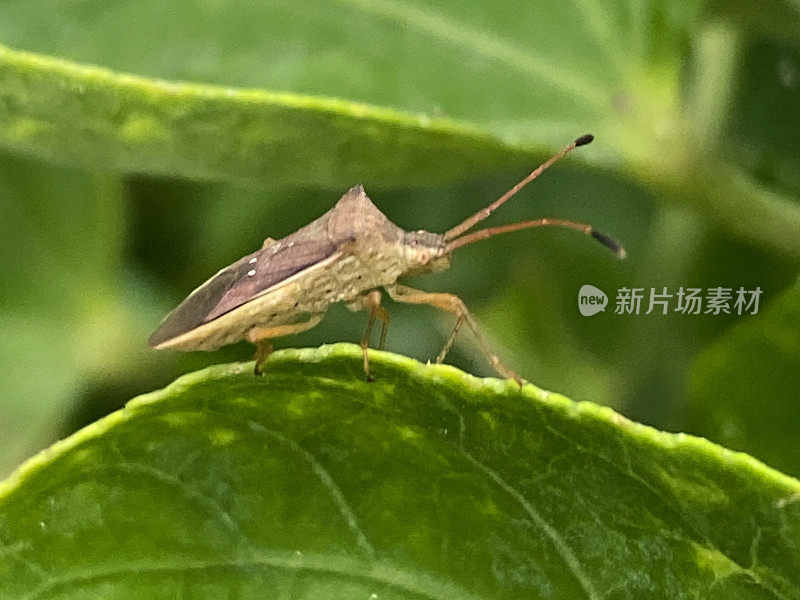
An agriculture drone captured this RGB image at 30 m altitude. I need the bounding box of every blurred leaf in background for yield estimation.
[0,154,177,472]
[689,281,800,478]
[0,0,798,480]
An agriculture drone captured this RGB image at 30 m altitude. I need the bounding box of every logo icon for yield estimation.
[579,285,608,316]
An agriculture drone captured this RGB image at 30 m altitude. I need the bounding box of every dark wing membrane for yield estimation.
[148,238,338,346]
[203,238,339,322]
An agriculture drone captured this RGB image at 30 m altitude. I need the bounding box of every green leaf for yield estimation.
[706,0,800,45]
[689,283,800,478]
[2,0,800,261]
[0,43,535,189]
[0,0,689,188]
[0,154,169,476]
[2,345,798,599]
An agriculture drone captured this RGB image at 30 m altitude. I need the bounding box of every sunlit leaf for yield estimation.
[1,346,798,599]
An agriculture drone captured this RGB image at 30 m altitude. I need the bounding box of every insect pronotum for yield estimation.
[149,134,625,384]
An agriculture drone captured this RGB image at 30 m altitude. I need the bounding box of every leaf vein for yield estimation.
[568,0,630,77]
[534,408,795,598]
[460,449,601,600]
[249,423,377,561]
[101,463,250,544]
[329,0,609,111]
[436,382,599,597]
[18,553,480,600]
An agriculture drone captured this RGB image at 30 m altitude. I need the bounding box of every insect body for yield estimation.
[149,135,625,383]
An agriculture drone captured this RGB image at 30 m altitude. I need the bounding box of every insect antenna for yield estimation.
[442,133,625,258]
[443,217,627,258]
[443,134,594,242]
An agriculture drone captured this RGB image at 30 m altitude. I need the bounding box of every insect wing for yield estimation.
[148,238,338,347]
[204,237,338,321]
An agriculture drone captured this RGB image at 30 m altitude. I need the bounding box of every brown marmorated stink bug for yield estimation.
[149,134,625,384]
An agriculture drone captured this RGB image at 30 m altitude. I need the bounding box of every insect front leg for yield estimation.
[246,313,325,375]
[385,284,524,386]
[348,289,390,382]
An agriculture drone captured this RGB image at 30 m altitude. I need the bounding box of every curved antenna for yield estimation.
[444,218,626,258]
[443,134,594,242]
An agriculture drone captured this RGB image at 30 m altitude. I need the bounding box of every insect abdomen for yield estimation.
[155,249,402,351]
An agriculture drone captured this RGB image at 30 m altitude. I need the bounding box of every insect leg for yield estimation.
[385,284,524,386]
[245,313,325,375]
[437,314,465,364]
[350,290,390,381]
[252,341,273,376]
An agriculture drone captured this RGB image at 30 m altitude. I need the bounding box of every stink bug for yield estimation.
[149,134,625,383]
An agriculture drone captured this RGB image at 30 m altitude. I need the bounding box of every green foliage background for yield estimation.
[2,348,799,599]
[0,0,799,486]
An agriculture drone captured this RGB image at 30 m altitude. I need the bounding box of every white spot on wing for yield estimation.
[249,257,257,264]
[247,269,256,277]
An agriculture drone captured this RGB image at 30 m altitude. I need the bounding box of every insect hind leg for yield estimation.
[438,314,465,364]
[246,313,325,375]
[385,284,524,386]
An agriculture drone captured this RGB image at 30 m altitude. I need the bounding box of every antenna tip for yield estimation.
[591,229,626,259]
[575,134,594,147]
